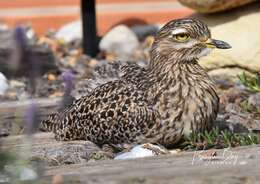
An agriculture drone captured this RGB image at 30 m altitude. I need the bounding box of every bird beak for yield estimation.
[204,39,231,49]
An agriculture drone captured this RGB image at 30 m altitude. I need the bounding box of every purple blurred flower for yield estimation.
[62,71,75,95]
[58,71,75,112]
[14,26,27,49]
[25,102,39,135]
[13,26,39,94]
[9,26,27,71]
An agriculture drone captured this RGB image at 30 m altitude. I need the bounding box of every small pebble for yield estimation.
[239,161,247,165]
[0,72,9,95]
[225,103,242,114]
[48,74,57,81]
[169,149,182,155]
[9,80,26,88]
[248,93,260,108]
[20,167,38,181]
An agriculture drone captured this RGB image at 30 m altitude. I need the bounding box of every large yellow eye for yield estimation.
[175,33,190,42]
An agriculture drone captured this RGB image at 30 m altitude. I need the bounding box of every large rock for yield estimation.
[55,20,82,43]
[1,133,111,166]
[99,25,139,61]
[131,24,159,41]
[195,3,260,76]
[178,0,255,13]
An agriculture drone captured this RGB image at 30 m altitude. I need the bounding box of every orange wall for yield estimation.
[0,0,192,35]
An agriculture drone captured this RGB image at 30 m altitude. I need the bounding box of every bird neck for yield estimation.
[148,41,194,72]
[149,43,178,69]
[148,46,201,79]
[146,46,211,102]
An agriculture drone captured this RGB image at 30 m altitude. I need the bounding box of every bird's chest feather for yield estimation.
[152,70,219,135]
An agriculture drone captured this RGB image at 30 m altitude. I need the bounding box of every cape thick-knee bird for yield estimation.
[41,18,231,147]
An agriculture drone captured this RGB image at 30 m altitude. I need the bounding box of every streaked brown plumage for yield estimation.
[41,18,231,147]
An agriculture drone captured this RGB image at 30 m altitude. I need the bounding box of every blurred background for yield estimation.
[0,0,260,183]
[0,0,259,101]
[0,0,192,35]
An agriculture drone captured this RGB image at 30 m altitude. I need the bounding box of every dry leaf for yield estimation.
[48,74,56,81]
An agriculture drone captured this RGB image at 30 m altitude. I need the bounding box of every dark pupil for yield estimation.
[179,34,186,38]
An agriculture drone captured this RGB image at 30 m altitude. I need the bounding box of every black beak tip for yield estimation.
[212,39,232,49]
[220,43,232,49]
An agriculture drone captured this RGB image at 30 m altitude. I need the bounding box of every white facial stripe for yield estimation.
[173,39,197,49]
[196,48,213,58]
[186,48,213,61]
[171,28,187,35]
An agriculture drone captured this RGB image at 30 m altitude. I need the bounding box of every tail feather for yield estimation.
[39,113,60,132]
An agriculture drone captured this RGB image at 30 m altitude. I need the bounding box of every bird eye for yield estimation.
[175,33,190,42]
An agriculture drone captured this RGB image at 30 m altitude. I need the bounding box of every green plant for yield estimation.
[181,127,260,150]
[238,72,260,92]
[0,150,40,183]
[0,151,18,172]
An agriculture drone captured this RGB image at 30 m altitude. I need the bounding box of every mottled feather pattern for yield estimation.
[41,18,223,147]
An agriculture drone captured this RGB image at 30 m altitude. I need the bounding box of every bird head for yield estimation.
[151,18,231,61]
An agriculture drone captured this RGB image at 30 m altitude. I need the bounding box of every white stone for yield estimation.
[20,167,38,181]
[25,28,36,40]
[0,23,8,31]
[55,20,82,43]
[114,145,155,160]
[99,25,139,61]
[114,143,168,160]
[0,72,8,95]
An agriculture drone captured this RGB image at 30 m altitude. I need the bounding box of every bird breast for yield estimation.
[151,63,219,137]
